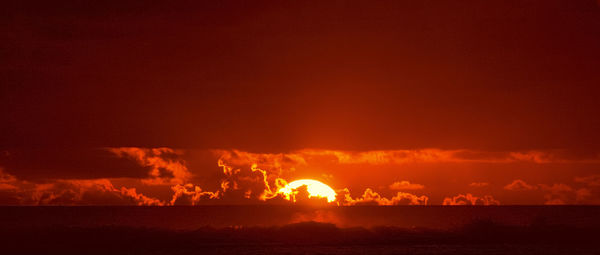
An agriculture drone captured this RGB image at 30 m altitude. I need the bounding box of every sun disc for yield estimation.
[278,179,337,203]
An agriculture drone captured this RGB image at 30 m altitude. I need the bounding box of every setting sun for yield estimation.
[278,179,337,203]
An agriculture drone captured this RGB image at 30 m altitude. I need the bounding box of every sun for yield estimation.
[278,179,337,203]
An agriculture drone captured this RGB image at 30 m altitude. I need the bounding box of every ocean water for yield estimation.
[2,205,599,229]
[1,206,599,254]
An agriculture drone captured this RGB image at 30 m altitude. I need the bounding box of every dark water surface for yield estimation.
[2,206,600,254]
[2,205,600,229]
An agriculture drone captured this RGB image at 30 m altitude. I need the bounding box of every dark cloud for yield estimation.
[0,148,151,180]
[108,147,191,185]
[0,169,163,205]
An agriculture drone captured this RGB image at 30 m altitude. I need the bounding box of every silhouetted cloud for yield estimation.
[0,168,163,205]
[169,158,288,205]
[443,193,500,205]
[337,188,428,206]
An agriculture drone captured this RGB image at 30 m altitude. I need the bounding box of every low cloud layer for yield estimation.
[0,169,162,205]
[1,148,600,205]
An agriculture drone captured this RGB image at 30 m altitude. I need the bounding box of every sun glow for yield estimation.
[278,179,337,203]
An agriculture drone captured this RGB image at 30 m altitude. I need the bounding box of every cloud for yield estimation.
[108,147,190,185]
[540,183,573,193]
[28,179,164,205]
[536,181,600,205]
[504,179,537,191]
[442,193,500,205]
[213,149,600,168]
[469,182,489,187]
[572,176,600,204]
[3,148,297,206]
[337,188,428,206]
[3,147,600,206]
[389,192,429,205]
[0,168,164,205]
[301,149,457,164]
[575,175,600,186]
[0,168,18,191]
[170,183,220,205]
[168,159,289,205]
[539,183,574,205]
[575,188,592,203]
[389,181,425,190]
[212,149,307,172]
[0,148,151,180]
[304,149,600,164]
[507,151,558,164]
[1,149,298,206]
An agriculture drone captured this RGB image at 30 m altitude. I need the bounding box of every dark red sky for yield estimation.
[1,0,600,205]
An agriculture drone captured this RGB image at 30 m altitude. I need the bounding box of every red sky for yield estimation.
[1,0,600,205]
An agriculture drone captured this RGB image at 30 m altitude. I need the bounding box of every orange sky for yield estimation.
[1,1,600,205]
